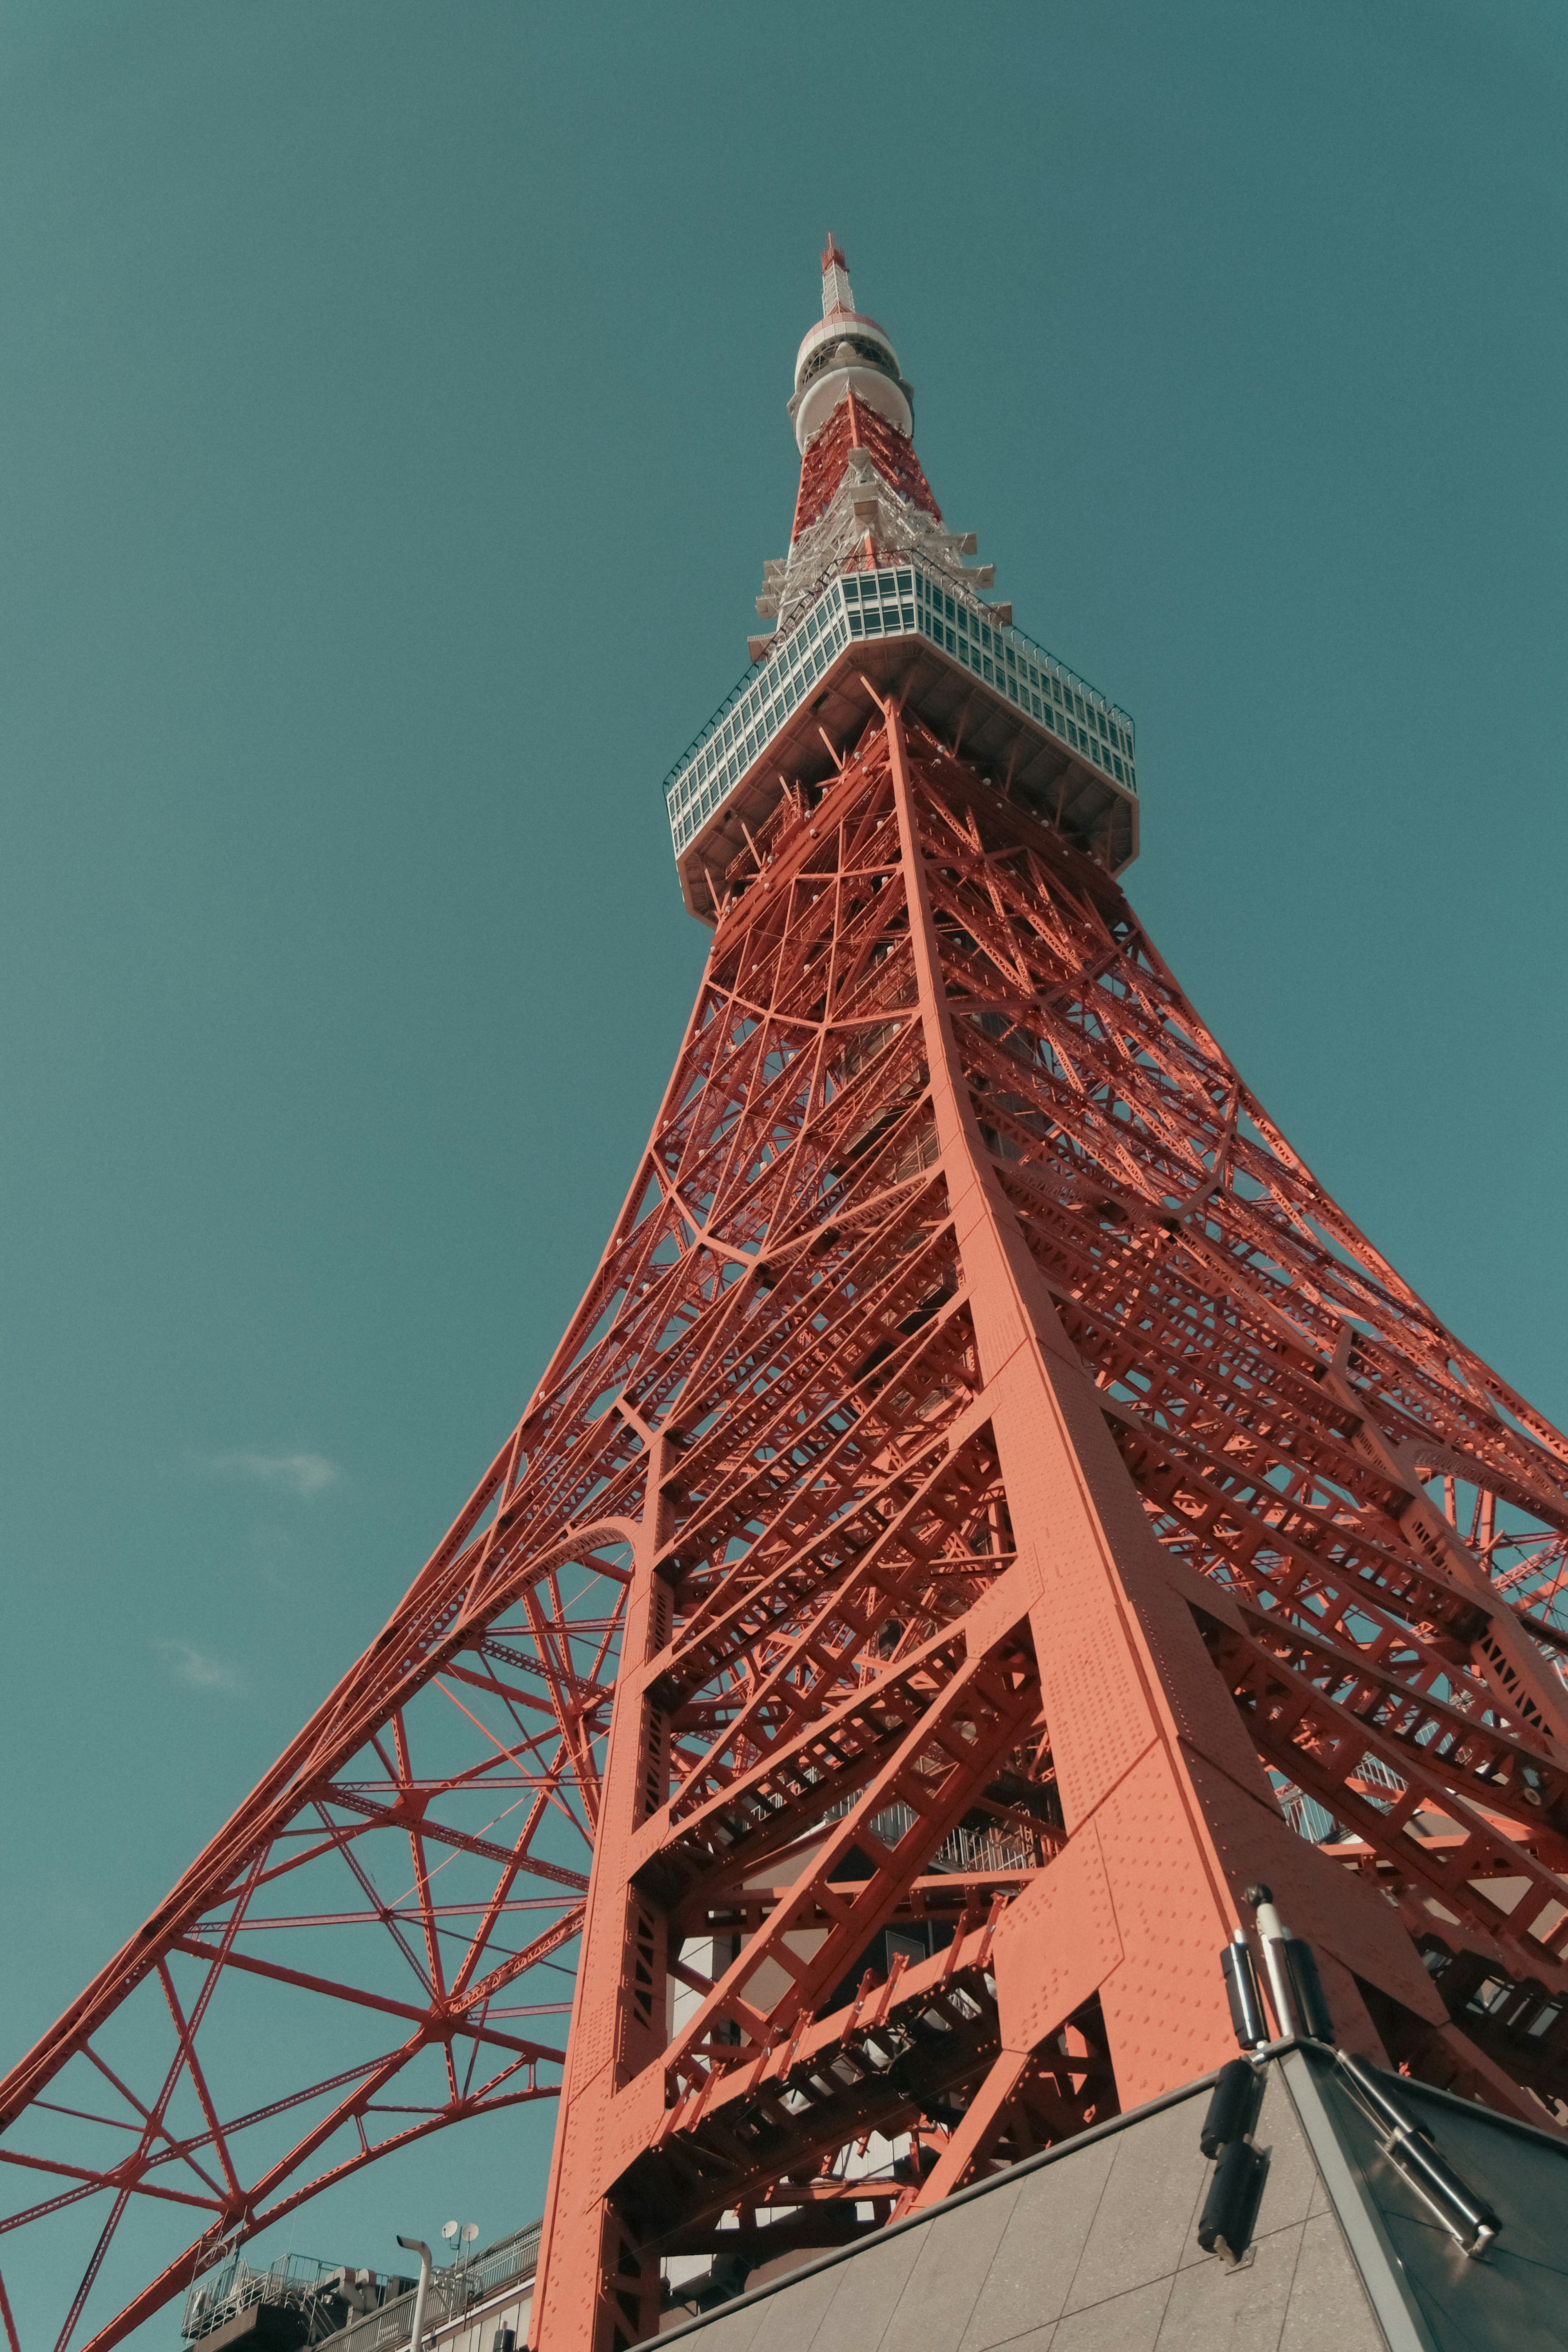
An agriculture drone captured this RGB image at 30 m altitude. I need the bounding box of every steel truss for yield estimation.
[5,696,1568,2352]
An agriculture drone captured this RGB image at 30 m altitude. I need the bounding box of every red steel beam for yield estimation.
[6,700,1568,2352]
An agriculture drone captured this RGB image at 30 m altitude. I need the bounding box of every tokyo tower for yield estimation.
[4,240,1568,2352]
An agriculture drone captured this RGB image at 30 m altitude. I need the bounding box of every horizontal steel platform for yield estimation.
[667,564,1139,923]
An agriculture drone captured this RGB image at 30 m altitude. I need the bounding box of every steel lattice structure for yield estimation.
[5,242,1568,2352]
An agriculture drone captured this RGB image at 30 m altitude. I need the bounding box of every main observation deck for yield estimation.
[666,555,1138,922]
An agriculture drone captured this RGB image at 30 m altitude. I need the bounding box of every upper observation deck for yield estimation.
[664,555,1138,922]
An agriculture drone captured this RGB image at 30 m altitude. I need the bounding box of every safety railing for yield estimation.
[664,554,1136,858]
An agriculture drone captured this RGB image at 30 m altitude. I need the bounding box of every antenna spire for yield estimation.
[821,232,855,319]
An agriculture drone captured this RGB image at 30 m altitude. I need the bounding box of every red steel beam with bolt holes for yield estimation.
[7,709,1568,2352]
[522,700,1568,2352]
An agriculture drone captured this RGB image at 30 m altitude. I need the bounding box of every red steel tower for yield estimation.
[5,241,1568,2352]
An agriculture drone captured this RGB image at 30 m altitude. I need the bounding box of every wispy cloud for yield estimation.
[205,1451,340,1498]
[156,1641,237,1690]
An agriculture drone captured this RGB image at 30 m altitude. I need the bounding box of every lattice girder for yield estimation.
[522,700,1568,2352]
[7,695,1568,2352]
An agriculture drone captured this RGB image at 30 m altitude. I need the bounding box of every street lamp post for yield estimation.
[395,2237,432,2352]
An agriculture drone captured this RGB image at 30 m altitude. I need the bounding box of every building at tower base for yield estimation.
[652,2046,1568,2352]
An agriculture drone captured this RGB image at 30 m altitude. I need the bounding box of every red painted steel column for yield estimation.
[878,702,1435,2106]
[528,1455,673,2352]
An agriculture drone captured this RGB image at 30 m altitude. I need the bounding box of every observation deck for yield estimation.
[665,557,1138,922]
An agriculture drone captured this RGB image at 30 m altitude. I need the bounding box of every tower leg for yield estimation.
[879,700,1441,2103]
[529,708,1458,2351]
[529,1475,675,2352]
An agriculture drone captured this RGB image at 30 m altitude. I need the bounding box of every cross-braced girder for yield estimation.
[6,696,1568,2352]
[520,699,1568,2352]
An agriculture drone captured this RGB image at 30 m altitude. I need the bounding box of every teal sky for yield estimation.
[2,1,1564,2337]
